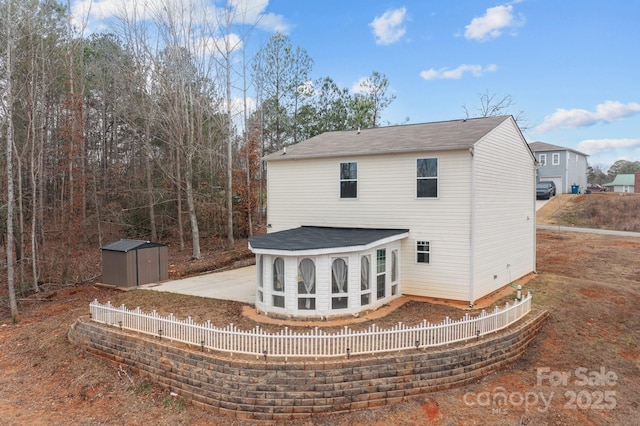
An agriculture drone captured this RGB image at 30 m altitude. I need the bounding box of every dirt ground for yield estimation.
[1,196,639,425]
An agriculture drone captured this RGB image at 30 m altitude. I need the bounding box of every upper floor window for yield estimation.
[417,158,438,198]
[539,154,547,166]
[340,162,357,198]
[552,153,560,165]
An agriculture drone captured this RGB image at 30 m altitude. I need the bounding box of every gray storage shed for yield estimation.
[101,239,168,287]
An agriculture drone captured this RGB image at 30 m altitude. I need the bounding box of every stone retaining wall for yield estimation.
[68,309,548,421]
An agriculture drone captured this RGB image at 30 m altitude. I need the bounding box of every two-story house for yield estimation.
[528,141,588,193]
[249,116,537,319]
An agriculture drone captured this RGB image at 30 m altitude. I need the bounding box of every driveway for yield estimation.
[143,265,256,304]
[536,224,640,238]
[536,197,552,211]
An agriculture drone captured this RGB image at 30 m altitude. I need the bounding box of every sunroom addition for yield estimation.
[248,227,409,319]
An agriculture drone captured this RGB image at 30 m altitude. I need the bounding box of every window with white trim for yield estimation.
[539,154,546,166]
[376,249,386,299]
[331,258,348,309]
[417,158,438,198]
[391,250,398,296]
[272,257,285,308]
[552,153,560,165]
[417,241,430,264]
[297,258,316,310]
[360,255,371,306]
[257,255,264,303]
[340,162,357,198]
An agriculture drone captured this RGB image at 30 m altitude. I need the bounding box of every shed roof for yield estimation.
[265,116,512,161]
[528,141,588,157]
[249,227,409,252]
[101,239,165,252]
[603,174,636,186]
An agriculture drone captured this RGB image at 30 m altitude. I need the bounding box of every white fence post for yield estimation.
[87,293,532,358]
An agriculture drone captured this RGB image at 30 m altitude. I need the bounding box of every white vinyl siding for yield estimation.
[472,121,536,302]
[265,117,535,303]
[267,150,473,301]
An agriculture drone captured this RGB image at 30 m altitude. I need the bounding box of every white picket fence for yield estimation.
[89,293,531,358]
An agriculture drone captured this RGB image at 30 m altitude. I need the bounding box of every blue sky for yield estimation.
[73,0,639,171]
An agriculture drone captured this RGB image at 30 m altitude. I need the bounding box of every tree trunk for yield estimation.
[144,120,158,241]
[225,43,234,250]
[5,0,19,319]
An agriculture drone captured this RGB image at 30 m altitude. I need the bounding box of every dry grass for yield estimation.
[554,193,640,232]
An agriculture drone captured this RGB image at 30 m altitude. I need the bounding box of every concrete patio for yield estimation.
[142,265,257,304]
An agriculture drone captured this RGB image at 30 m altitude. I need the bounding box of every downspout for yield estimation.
[533,161,538,273]
[469,146,475,307]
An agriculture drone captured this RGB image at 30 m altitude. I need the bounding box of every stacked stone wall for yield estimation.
[68,310,548,421]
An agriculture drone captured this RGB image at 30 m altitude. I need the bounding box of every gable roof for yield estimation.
[603,174,636,186]
[528,141,588,157]
[265,116,513,161]
[249,226,409,253]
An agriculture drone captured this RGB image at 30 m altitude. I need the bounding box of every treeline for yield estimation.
[589,160,640,184]
[0,0,394,316]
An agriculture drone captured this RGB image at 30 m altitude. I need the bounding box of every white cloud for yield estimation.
[71,0,290,36]
[419,64,498,80]
[464,4,524,42]
[369,7,407,45]
[577,138,640,156]
[228,0,291,33]
[536,101,640,132]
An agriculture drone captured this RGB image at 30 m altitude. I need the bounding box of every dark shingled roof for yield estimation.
[101,239,165,252]
[265,116,511,161]
[249,227,409,251]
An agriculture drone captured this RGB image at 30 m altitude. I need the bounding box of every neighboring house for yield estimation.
[529,142,588,193]
[249,116,537,319]
[604,173,636,193]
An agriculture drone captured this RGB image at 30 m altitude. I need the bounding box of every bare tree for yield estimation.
[463,90,528,129]
[2,0,19,320]
[116,0,159,242]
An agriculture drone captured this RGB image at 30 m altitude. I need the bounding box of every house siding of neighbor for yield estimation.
[604,173,636,193]
[529,142,588,193]
[250,116,536,317]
